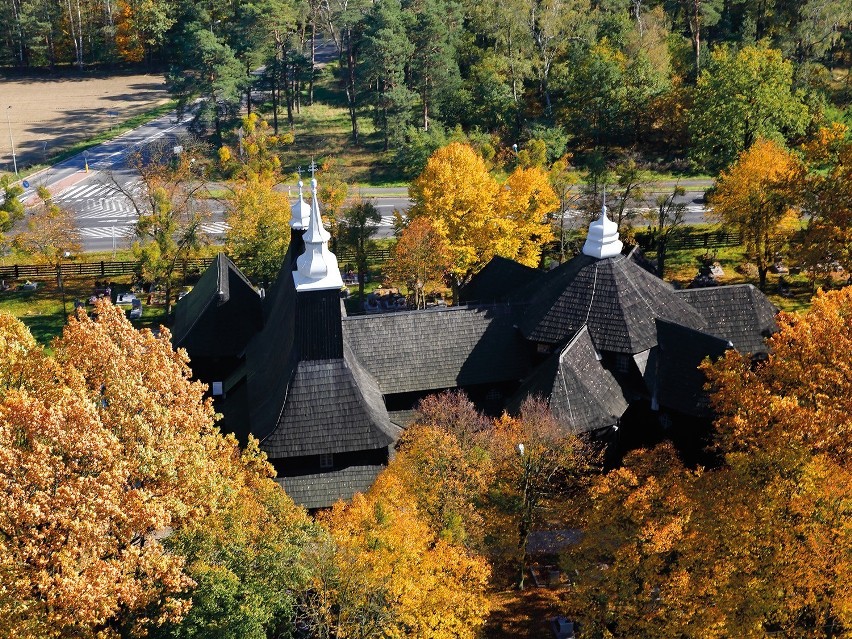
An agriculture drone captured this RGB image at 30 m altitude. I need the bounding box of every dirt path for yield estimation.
[1,73,169,173]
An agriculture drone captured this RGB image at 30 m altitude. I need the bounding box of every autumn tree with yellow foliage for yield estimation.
[409,142,557,300]
[710,138,800,290]
[564,289,852,637]
[790,123,852,286]
[225,114,294,286]
[303,472,491,639]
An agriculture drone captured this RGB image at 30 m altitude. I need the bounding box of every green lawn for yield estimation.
[0,276,168,345]
[252,66,407,185]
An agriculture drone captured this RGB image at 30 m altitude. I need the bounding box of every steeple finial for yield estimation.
[290,179,311,229]
[293,177,343,291]
[582,185,623,259]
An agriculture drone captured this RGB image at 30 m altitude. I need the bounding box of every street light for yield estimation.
[6,106,18,176]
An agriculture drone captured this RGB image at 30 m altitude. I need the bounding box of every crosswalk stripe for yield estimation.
[78,226,135,239]
[202,222,229,235]
[77,222,229,238]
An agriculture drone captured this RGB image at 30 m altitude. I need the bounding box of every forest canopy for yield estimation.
[3,0,851,172]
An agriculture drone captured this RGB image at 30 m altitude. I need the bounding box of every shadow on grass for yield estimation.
[483,587,567,639]
[20,313,66,345]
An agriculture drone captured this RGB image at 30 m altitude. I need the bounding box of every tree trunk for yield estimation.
[283,55,294,125]
[74,0,84,67]
[309,20,316,105]
[422,73,429,131]
[246,65,252,115]
[758,265,767,291]
[691,0,701,73]
[346,33,359,142]
[272,52,279,133]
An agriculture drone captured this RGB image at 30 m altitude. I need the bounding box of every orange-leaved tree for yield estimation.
[710,138,800,290]
[790,124,852,286]
[382,391,493,547]
[385,216,451,309]
[0,302,312,638]
[489,398,590,589]
[564,289,852,637]
[409,142,556,300]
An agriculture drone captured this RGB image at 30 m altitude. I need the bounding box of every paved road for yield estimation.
[8,108,194,251]
[7,102,712,251]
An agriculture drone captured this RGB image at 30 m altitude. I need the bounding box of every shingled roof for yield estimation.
[277,465,384,510]
[648,319,731,417]
[676,284,777,356]
[459,256,542,304]
[518,253,706,354]
[259,345,399,458]
[507,326,628,433]
[171,253,262,358]
[343,304,532,395]
[244,250,300,442]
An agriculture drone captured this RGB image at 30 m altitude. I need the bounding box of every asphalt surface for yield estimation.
[11,109,201,252]
[7,106,713,251]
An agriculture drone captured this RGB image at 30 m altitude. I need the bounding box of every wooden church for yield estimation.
[172,180,777,509]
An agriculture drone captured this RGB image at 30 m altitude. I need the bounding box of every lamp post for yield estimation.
[6,106,18,176]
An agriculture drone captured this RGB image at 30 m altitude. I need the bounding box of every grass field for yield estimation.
[255,66,408,185]
[0,72,170,174]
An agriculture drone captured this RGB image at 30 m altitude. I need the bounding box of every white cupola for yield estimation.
[582,191,623,259]
[290,180,311,230]
[293,178,343,291]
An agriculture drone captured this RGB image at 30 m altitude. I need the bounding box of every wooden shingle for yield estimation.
[508,326,628,433]
[343,304,531,395]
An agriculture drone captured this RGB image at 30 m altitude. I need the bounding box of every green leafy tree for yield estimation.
[0,175,24,244]
[690,44,810,173]
[360,0,416,150]
[409,0,462,132]
[338,199,381,299]
[526,0,594,115]
[150,441,316,639]
[561,42,627,149]
[167,26,247,144]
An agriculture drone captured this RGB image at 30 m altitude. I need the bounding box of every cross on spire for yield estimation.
[309,158,318,178]
[295,166,303,178]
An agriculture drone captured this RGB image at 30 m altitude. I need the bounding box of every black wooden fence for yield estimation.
[635,228,742,252]
[335,247,392,266]
[0,249,397,283]
[0,258,216,281]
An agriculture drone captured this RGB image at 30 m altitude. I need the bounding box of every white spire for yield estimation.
[293,178,343,291]
[582,188,623,259]
[290,180,311,230]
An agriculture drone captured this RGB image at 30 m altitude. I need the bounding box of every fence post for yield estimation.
[14,265,18,279]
